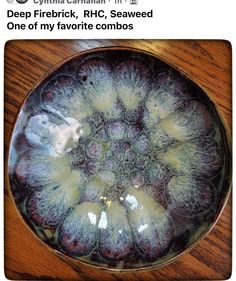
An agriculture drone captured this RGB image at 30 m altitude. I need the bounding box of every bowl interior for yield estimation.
[8,48,231,270]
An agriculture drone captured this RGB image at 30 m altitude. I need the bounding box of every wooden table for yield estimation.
[4,40,232,280]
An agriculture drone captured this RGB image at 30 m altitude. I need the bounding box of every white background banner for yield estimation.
[1,0,235,279]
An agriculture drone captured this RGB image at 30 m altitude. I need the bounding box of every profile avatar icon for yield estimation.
[16,0,28,3]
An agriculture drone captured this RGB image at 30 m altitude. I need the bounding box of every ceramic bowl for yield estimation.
[8,47,231,271]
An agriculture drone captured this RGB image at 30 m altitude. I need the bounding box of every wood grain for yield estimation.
[4,40,232,280]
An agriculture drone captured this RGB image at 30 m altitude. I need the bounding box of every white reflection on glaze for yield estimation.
[98,211,108,229]
[88,212,97,226]
[25,114,82,156]
[48,117,81,155]
[138,224,148,233]
[125,194,138,210]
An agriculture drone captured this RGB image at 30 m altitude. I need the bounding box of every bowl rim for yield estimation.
[5,44,232,273]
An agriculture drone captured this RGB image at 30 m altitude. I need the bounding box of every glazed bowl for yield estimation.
[7,47,231,271]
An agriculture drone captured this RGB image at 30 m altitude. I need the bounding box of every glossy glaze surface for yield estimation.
[8,49,230,269]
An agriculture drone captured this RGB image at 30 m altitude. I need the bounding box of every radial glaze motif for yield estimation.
[8,48,231,270]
